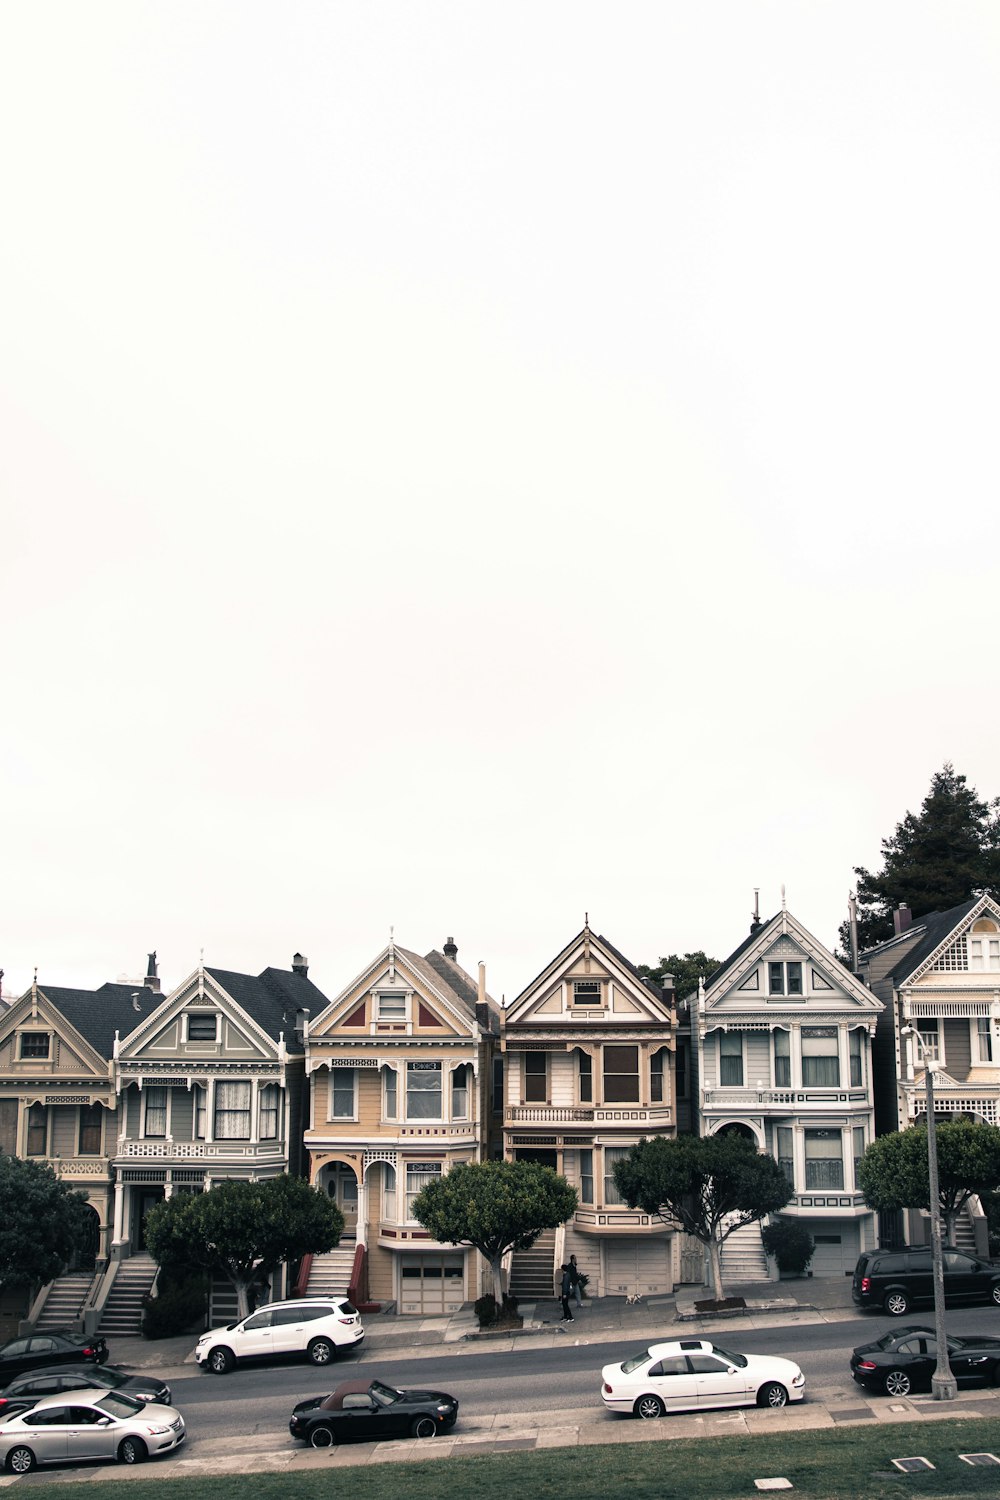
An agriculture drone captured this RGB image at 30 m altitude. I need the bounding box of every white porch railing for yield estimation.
[702,1088,869,1108]
[116,1140,285,1160]
[505,1105,672,1125]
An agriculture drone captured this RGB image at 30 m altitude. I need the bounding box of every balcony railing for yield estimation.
[702,1087,869,1109]
[116,1139,285,1160]
[505,1105,672,1125]
[52,1158,111,1179]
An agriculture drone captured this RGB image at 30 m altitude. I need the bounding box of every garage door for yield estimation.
[809,1223,860,1277]
[605,1237,673,1297]
[399,1253,466,1314]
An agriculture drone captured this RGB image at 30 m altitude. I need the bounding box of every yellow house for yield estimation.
[304,937,499,1315]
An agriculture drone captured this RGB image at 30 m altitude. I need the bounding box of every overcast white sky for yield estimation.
[2,3,998,1006]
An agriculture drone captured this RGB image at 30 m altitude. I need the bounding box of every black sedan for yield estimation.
[0,1363,170,1418]
[851,1325,1000,1396]
[289,1378,459,1446]
[0,1333,108,1383]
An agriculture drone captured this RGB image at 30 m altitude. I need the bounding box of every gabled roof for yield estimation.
[408,949,500,1029]
[203,967,331,1050]
[507,926,670,1023]
[702,923,774,994]
[884,895,995,985]
[38,982,162,1060]
[702,908,881,1012]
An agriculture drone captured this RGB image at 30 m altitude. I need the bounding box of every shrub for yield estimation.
[141,1268,210,1339]
[474,1293,499,1327]
[762,1219,815,1275]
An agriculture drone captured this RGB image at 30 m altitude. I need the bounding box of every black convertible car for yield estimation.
[289,1379,459,1446]
[0,1333,108,1383]
[851,1324,1000,1396]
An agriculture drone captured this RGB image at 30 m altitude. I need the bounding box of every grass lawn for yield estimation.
[12,1419,1000,1500]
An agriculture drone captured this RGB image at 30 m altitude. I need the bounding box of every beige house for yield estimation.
[304,937,499,1315]
[502,924,678,1299]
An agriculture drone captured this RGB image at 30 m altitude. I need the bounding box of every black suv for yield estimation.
[852,1245,1000,1316]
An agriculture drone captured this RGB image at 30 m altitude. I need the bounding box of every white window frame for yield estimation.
[915,1019,942,1065]
[719,1031,744,1086]
[143,1086,169,1139]
[183,1011,219,1043]
[258,1083,280,1139]
[213,1080,251,1140]
[329,1068,357,1121]
[975,1017,996,1064]
[382,1163,397,1222]
[382,1065,398,1120]
[193,1083,207,1140]
[405,1161,443,1220]
[406,1061,442,1121]
[376,992,408,1021]
[603,1145,630,1206]
[572,980,603,1007]
[450,1064,469,1120]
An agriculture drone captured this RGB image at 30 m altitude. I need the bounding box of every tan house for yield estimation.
[502,924,678,1299]
[303,937,500,1315]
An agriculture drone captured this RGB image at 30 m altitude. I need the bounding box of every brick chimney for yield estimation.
[893,905,913,936]
[292,952,308,977]
[443,936,458,960]
[143,952,161,993]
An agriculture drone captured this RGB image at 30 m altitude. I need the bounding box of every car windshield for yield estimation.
[710,1346,747,1368]
[369,1382,402,1407]
[95,1393,144,1419]
[621,1350,655,1374]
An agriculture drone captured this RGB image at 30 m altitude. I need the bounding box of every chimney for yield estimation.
[292,952,308,977]
[893,905,913,936]
[143,952,161,993]
[749,888,762,935]
[294,1007,310,1043]
[660,972,676,996]
[477,961,486,1007]
[443,936,458,960]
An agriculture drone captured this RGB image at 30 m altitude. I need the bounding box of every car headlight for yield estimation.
[144,1425,172,1435]
[792,1373,805,1386]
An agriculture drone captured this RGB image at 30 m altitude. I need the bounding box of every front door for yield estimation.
[133,1188,165,1250]
[327,1166,359,1236]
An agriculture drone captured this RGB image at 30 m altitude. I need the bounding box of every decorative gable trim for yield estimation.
[703,911,882,1015]
[116,970,279,1062]
[899,893,1000,987]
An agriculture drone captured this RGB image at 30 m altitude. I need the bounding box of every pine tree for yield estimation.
[842,764,1000,954]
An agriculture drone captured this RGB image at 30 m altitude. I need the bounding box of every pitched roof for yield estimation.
[596,933,665,1003]
[397,947,500,1029]
[204,966,332,1050]
[702,920,777,993]
[39,982,162,1059]
[883,897,984,984]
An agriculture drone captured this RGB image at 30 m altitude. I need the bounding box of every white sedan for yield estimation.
[601,1338,805,1419]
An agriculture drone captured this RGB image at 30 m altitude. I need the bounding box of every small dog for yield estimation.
[625,1292,643,1306]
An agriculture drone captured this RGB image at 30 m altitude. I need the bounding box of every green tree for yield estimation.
[857,1120,1000,1245]
[144,1175,344,1319]
[841,764,1000,954]
[613,1134,791,1302]
[637,953,721,997]
[412,1160,578,1306]
[0,1156,92,1297]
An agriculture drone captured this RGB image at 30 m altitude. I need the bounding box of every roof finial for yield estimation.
[781,883,786,911]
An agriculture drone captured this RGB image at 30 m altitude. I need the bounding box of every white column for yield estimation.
[205,1081,215,1143]
[250,1079,259,1144]
[790,1026,803,1088]
[112,1177,125,1245]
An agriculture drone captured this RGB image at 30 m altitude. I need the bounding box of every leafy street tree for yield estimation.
[841,764,1000,954]
[0,1156,92,1296]
[144,1174,344,1319]
[637,953,722,998]
[857,1119,1000,1245]
[613,1134,791,1302]
[412,1160,578,1306]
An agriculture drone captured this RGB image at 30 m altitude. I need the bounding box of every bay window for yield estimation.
[382,1163,397,1221]
[773,1030,791,1087]
[849,1029,864,1085]
[577,1049,593,1103]
[804,1129,843,1190]
[259,1083,279,1139]
[603,1045,639,1104]
[143,1087,168,1138]
[406,1061,442,1119]
[579,1148,594,1203]
[776,1126,794,1187]
[603,1146,630,1205]
[405,1161,442,1219]
[801,1027,839,1087]
[213,1082,250,1139]
[719,1032,743,1086]
[329,1068,355,1120]
[383,1065,398,1119]
[524,1053,548,1103]
[451,1064,469,1119]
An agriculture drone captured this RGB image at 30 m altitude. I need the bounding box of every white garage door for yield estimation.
[605,1237,673,1297]
[399,1253,466,1314]
[809,1223,860,1277]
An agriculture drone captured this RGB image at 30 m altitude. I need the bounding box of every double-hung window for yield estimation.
[573,980,602,1007]
[804,1129,843,1190]
[776,1126,794,1187]
[801,1027,839,1087]
[976,1018,995,1063]
[19,1032,50,1059]
[330,1069,355,1120]
[603,1146,630,1205]
[406,1061,442,1119]
[26,1102,47,1155]
[916,1020,941,1063]
[78,1103,102,1155]
[144,1087,168,1138]
[405,1162,442,1219]
[382,1163,397,1221]
[193,1084,207,1140]
[524,1053,547,1103]
[768,962,803,997]
[719,1032,743,1086]
[213,1081,250,1139]
[773,1030,791,1087]
[383,1066,398,1120]
[577,1049,593,1103]
[258,1084,279,1139]
[853,1126,866,1186]
[579,1148,594,1203]
[451,1064,469,1119]
[603,1046,640,1103]
[377,993,406,1021]
[849,1029,864,1085]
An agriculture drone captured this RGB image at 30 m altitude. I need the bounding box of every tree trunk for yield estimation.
[944,1211,957,1248]
[234,1278,252,1320]
[490,1253,504,1306]
[707,1233,725,1301]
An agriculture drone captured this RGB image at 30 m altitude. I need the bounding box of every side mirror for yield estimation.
[97,1417,113,1427]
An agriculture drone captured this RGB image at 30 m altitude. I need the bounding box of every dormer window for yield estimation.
[377,993,407,1020]
[19,1032,50,1059]
[970,920,1000,970]
[573,981,602,1007]
[185,1012,218,1043]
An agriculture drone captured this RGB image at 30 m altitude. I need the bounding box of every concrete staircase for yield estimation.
[34,1272,95,1333]
[306,1240,357,1298]
[952,1208,977,1254]
[509,1228,557,1300]
[720,1219,769,1283]
[98,1254,157,1337]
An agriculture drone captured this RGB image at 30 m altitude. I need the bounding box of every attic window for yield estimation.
[19,1033,50,1059]
[573,981,602,1006]
[186,1013,218,1042]
[377,993,406,1020]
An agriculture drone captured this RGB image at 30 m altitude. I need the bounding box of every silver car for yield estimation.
[0,1388,185,1472]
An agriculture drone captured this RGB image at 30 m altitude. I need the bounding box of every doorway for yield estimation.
[325,1164,359,1237]
[132,1187,165,1250]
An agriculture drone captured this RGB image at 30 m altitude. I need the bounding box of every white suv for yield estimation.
[195,1298,364,1374]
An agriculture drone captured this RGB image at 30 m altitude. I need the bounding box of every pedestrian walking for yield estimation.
[559,1262,574,1321]
[568,1254,584,1307]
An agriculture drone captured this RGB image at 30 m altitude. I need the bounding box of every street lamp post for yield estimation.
[902,1025,957,1401]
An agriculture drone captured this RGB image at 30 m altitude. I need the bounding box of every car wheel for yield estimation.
[117,1437,147,1466]
[412,1416,437,1439]
[991,1283,1000,1307]
[883,1369,912,1397]
[634,1394,665,1420]
[884,1290,910,1316]
[208,1346,235,1374]
[308,1338,335,1366]
[308,1424,336,1448]
[757,1382,789,1409]
[5,1447,36,1475]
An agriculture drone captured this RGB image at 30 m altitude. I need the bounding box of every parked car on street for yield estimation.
[601,1339,806,1418]
[851,1245,1000,1316]
[194,1297,364,1374]
[0,1364,171,1415]
[289,1378,459,1446]
[850,1325,1000,1395]
[0,1388,185,1473]
[0,1333,108,1383]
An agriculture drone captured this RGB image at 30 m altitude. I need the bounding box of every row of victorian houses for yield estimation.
[2,892,1000,1331]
